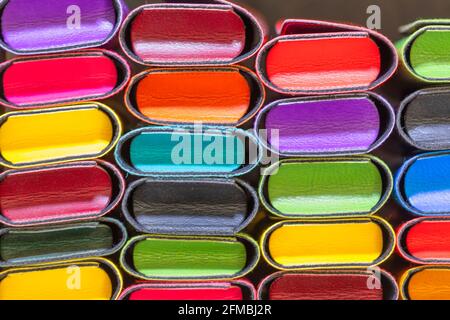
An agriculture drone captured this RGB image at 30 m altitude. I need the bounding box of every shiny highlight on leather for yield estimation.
[265,37,380,91]
[0,0,126,55]
[259,156,392,218]
[119,2,265,66]
[397,217,450,264]
[0,50,130,109]
[260,217,395,270]
[0,258,122,300]
[398,20,450,83]
[119,280,256,300]
[256,19,398,95]
[257,270,399,300]
[395,151,450,215]
[397,87,450,150]
[120,234,260,281]
[122,178,258,235]
[0,103,122,168]
[0,160,125,227]
[0,218,127,267]
[115,126,260,178]
[255,92,394,156]
[125,66,265,126]
[400,266,450,300]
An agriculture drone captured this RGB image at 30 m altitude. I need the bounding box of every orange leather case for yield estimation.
[125,66,265,126]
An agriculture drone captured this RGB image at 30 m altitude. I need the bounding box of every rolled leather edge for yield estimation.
[124,65,265,126]
[0,49,131,109]
[254,92,395,157]
[119,233,260,281]
[118,0,265,67]
[0,217,128,267]
[394,150,450,216]
[0,0,128,55]
[0,160,125,227]
[114,126,262,178]
[118,279,256,300]
[259,217,396,270]
[258,155,393,219]
[0,257,123,300]
[121,177,259,236]
[256,269,399,300]
[255,19,398,95]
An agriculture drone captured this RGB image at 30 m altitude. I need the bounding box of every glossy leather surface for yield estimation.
[402,153,450,214]
[1,51,128,109]
[256,19,397,94]
[129,6,245,64]
[132,237,247,278]
[266,219,384,268]
[410,30,450,79]
[127,179,251,235]
[130,68,254,125]
[125,129,245,175]
[401,218,450,262]
[267,273,383,300]
[403,267,450,300]
[0,163,112,224]
[266,159,383,216]
[1,0,119,54]
[0,222,113,264]
[265,36,380,92]
[0,104,119,168]
[264,96,380,154]
[400,88,450,150]
[0,262,114,300]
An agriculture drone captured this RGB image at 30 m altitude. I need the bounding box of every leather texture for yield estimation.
[401,266,450,300]
[398,20,450,82]
[120,234,259,280]
[261,217,395,270]
[0,259,122,300]
[125,66,264,126]
[266,37,380,91]
[257,93,394,157]
[123,178,258,235]
[119,1,265,66]
[260,157,391,218]
[119,280,255,300]
[0,221,115,265]
[265,97,380,154]
[398,217,450,264]
[0,50,130,109]
[132,237,246,278]
[128,286,243,300]
[130,6,245,63]
[0,0,126,54]
[398,87,450,150]
[256,19,398,95]
[0,161,124,226]
[0,103,121,168]
[395,152,450,215]
[266,272,383,300]
[115,126,260,178]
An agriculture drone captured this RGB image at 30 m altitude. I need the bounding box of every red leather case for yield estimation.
[0,160,125,227]
[119,0,266,66]
[256,19,398,95]
[257,270,399,300]
[0,50,130,109]
[118,279,256,300]
[397,217,450,264]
